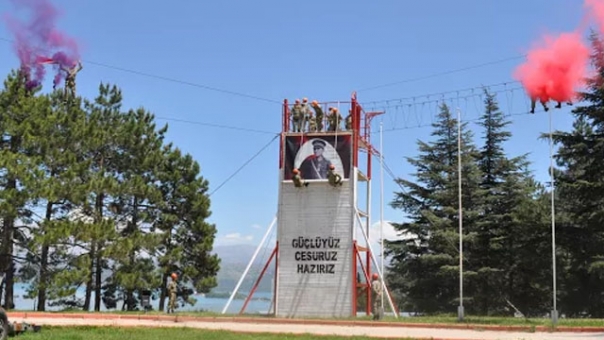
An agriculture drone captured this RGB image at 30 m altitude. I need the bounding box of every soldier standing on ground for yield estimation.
[167,273,178,313]
[371,273,383,320]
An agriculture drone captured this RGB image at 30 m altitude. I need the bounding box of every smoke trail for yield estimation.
[2,0,80,90]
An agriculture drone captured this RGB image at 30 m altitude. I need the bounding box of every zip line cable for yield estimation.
[208,134,279,197]
[356,55,526,92]
[0,37,282,105]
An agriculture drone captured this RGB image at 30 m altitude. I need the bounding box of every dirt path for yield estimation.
[8,314,604,340]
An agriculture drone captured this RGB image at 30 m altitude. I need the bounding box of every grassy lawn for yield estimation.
[14,326,418,340]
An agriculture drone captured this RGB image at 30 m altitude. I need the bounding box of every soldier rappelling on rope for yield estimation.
[327,164,342,187]
[292,168,309,188]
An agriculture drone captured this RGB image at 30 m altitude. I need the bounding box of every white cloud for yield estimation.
[222,232,254,243]
[251,224,262,230]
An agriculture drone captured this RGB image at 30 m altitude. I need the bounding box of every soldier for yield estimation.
[327,107,343,131]
[308,111,317,132]
[167,272,178,313]
[530,97,549,114]
[328,164,343,187]
[300,98,312,132]
[345,110,353,130]
[291,99,302,132]
[311,100,324,132]
[292,168,308,187]
[59,61,83,102]
[371,273,383,321]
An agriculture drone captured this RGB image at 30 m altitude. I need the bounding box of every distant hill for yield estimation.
[212,244,275,294]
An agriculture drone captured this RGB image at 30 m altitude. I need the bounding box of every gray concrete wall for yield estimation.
[275,179,354,318]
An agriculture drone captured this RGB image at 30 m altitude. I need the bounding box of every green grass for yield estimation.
[14,326,419,340]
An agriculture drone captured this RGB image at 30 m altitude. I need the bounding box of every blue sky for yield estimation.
[0,1,588,249]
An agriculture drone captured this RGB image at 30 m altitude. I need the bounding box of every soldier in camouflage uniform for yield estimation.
[300,98,311,132]
[327,164,343,187]
[167,273,178,313]
[327,107,342,131]
[291,99,302,132]
[311,100,324,132]
[345,110,353,130]
[292,168,308,187]
[371,273,383,321]
[308,111,317,132]
[59,61,83,102]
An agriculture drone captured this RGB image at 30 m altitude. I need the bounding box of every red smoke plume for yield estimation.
[513,32,589,104]
[514,0,604,106]
[2,0,80,90]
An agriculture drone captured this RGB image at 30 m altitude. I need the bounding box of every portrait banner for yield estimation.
[283,134,352,180]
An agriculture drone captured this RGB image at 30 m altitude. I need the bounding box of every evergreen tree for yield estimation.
[154,145,220,311]
[549,31,604,316]
[385,102,482,314]
[472,89,551,316]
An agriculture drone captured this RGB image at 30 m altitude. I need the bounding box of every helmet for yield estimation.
[171,273,178,280]
[293,168,299,174]
[329,164,335,170]
[372,273,379,280]
[295,99,300,103]
[303,98,308,102]
[312,100,318,106]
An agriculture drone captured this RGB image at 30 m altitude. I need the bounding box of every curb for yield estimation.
[6,312,604,333]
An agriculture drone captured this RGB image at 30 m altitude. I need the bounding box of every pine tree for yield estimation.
[385,102,482,314]
[154,145,220,311]
[549,32,604,316]
[472,89,551,316]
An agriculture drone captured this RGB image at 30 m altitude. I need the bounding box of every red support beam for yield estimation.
[273,241,279,315]
[239,246,278,315]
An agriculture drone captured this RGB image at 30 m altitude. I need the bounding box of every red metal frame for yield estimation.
[239,242,279,315]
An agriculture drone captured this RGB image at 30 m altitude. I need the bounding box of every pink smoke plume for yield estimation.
[2,0,80,90]
[513,32,590,105]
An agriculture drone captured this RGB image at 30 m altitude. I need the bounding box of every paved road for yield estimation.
[9,316,604,340]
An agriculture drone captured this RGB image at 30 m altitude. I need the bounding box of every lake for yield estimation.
[9,284,273,314]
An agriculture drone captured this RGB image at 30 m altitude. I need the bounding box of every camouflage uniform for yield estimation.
[371,276,383,320]
[311,101,324,132]
[327,108,342,131]
[292,169,308,187]
[308,113,317,132]
[168,280,177,313]
[328,167,342,187]
[60,61,83,101]
[345,110,353,130]
[300,98,311,132]
[291,100,303,132]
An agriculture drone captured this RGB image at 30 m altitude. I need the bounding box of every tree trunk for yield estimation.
[37,201,54,311]
[159,273,168,312]
[94,191,105,312]
[83,244,95,311]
